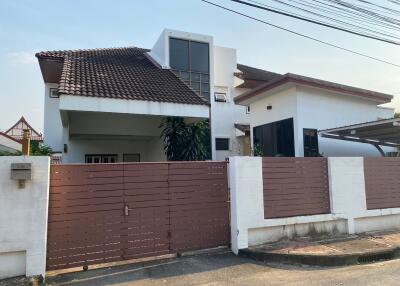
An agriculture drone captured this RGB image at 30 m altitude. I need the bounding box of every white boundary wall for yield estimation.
[229,156,400,254]
[0,156,50,279]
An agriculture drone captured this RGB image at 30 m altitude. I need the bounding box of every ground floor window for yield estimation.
[215,138,230,151]
[85,154,118,163]
[253,118,295,157]
[123,153,141,162]
[303,128,319,157]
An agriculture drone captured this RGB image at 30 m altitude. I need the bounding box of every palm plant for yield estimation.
[160,117,211,161]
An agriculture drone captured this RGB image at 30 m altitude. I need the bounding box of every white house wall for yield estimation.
[44,83,63,153]
[296,86,395,156]
[248,87,300,154]
[68,112,162,137]
[65,138,165,163]
[213,46,250,160]
[59,95,209,119]
[61,111,168,163]
[377,106,395,119]
[149,29,213,69]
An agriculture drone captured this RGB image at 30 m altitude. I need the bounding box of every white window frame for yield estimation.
[49,88,59,98]
[214,92,227,103]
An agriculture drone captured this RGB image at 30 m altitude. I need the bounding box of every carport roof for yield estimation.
[318,118,400,155]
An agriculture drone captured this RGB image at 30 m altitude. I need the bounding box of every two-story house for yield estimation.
[37,29,395,163]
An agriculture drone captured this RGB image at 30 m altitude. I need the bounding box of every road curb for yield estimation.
[239,246,400,266]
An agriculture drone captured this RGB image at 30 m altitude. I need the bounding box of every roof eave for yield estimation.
[235,76,393,105]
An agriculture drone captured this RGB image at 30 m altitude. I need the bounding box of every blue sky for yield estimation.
[0,0,399,132]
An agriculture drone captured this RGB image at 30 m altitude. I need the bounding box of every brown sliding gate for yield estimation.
[47,161,229,271]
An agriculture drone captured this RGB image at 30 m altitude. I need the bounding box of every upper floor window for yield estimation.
[170,38,210,101]
[49,88,59,98]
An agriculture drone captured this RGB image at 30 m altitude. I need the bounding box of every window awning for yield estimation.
[318,118,400,156]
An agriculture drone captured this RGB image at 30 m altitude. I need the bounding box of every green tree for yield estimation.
[395,112,400,118]
[30,141,53,156]
[160,117,211,161]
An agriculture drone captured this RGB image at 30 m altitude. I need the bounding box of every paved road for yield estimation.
[45,251,400,286]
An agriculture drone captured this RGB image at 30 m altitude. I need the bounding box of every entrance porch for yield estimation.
[58,96,209,163]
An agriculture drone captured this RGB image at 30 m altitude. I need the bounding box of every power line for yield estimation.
[200,0,400,69]
[305,0,400,30]
[229,0,400,45]
[248,0,400,40]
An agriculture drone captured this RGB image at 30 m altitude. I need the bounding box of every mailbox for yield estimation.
[11,163,32,181]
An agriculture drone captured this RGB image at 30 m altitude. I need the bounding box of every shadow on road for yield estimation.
[46,250,337,286]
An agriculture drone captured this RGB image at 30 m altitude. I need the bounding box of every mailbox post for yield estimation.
[22,129,31,156]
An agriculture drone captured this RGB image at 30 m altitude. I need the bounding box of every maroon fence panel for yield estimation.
[262,157,330,219]
[47,164,126,270]
[168,162,230,252]
[47,161,229,271]
[364,158,400,210]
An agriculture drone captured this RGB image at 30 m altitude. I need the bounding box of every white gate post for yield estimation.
[229,156,264,254]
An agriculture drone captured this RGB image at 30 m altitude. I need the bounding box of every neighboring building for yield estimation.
[4,116,43,142]
[0,132,21,153]
[0,116,42,153]
[235,73,395,157]
[36,28,395,163]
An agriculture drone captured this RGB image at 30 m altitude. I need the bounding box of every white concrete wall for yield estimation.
[329,157,400,234]
[0,156,50,279]
[229,156,400,254]
[44,83,63,153]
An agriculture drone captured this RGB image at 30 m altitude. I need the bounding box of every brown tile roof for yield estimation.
[236,64,281,89]
[235,72,393,105]
[36,47,209,106]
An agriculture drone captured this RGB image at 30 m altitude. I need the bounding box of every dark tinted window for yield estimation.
[170,38,189,70]
[216,138,229,151]
[253,118,295,157]
[170,38,210,100]
[303,128,319,157]
[190,41,209,73]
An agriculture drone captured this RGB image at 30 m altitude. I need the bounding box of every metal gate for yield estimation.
[46,161,229,270]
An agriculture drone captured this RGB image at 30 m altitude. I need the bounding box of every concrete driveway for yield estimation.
[43,250,400,286]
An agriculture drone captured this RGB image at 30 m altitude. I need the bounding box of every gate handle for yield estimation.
[124,205,129,216]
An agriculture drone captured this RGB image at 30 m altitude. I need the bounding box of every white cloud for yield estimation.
[6,51,37,65]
